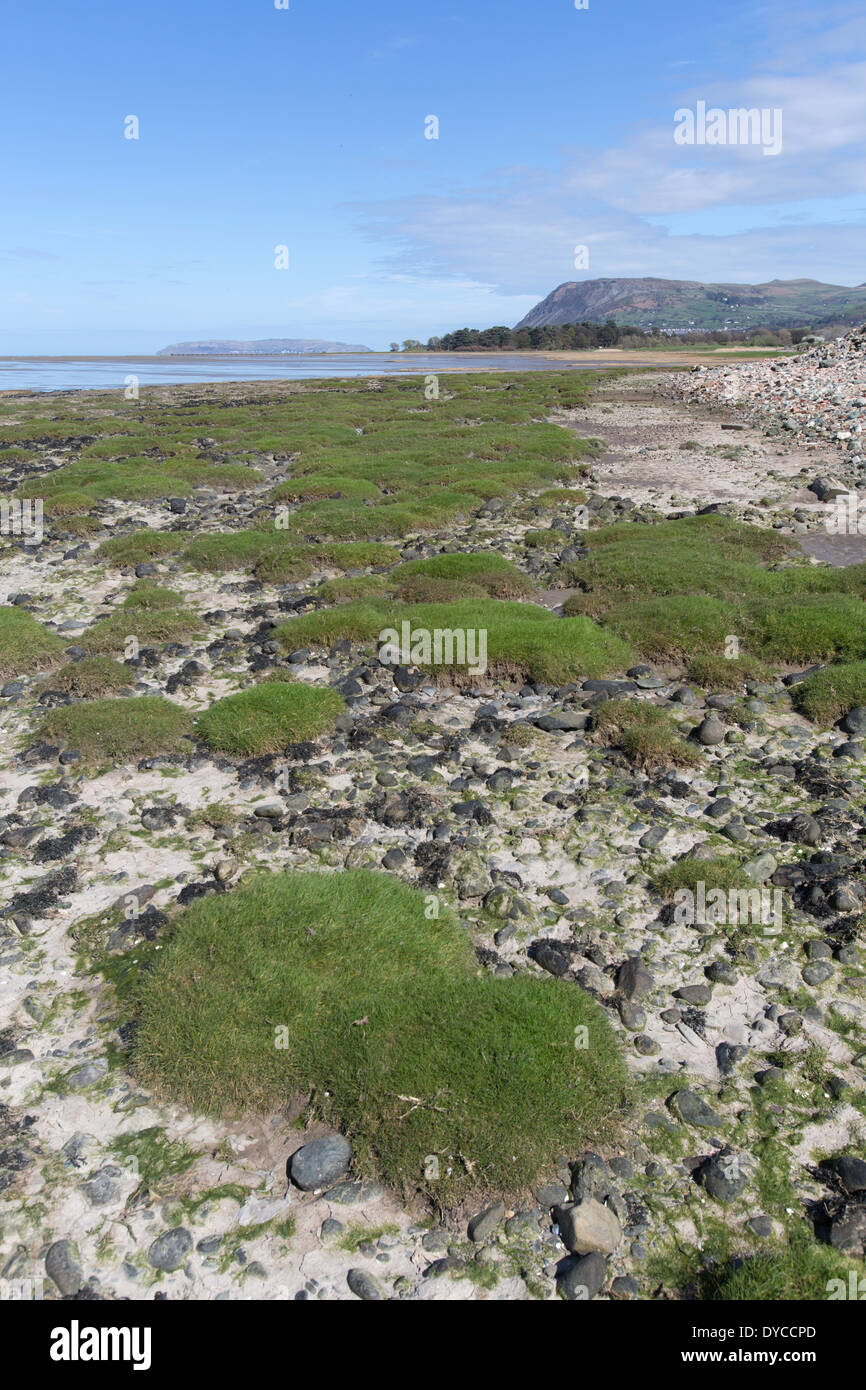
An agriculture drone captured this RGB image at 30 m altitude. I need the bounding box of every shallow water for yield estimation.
[0,352,622,394]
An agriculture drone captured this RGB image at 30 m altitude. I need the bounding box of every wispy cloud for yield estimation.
[367,33,421,62]
[350,16,866,299]
[1,247,61,261]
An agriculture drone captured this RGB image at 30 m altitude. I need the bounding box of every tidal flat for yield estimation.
[0,364,864,1302]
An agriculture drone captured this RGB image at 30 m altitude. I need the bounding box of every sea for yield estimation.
[0,352,625,394]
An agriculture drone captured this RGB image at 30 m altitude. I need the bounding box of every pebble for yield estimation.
[289,1134,352,1191]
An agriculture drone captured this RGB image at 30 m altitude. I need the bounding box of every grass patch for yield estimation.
[653,856,746,899]
[128,870,627,1201]
[524,528,568,550]
[685,653,773,690]
[747,595,866,664]
[562,515,866,672]
[0,607,67,679]
[37,695,192,765]
[315,575,392,604]
[791,661,866,725]
[599,594,739,664]
[391,553,532,600]
[561,516,797,617]
[272,475,381,503]
[121,582,185,612]
[279,493,480,541]
[54,515,104,537]
[181,531,398,584]
[657,1226,865,1301]
[336,1223,400,1253]
[83,602,201,656]
[394,575,488,603]
[37,657,135,698]
[195,681,345,755]
[275,598,634,685]
[98,531,184,566]
[703,1241,864,1300]
[591,699,701,771]
[602,593,866,669]
[17,455,260,511]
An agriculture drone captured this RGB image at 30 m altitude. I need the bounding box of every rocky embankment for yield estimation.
[675,325,866,478]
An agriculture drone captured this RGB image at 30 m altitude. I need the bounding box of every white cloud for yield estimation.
[350,20,866,305]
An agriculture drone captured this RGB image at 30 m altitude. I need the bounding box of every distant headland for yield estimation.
[156,338,373,356]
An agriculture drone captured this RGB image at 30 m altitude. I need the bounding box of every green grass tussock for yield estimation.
[591,698,701,771]
[180,530,399,584]
[792,661,866,725]
[315,575,392,604]
[562,515,793,617]
[660,1227,866,1301]
[98,531,184,566]
[129,870,627,1200]
[38,695,192,764]
[272,475,382,503]
[83,600,202,656]
[0,607,67,680]
[37,657,135,699]
[562,515,866,671]
[391,552,532,600]
[684,653,773,690]
[17,455,261,513]
[275,598,635,685]
[121,582,186,612]
[195,681,346,755]
[653,857,747,899]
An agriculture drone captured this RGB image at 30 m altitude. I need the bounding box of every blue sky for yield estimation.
[2,0,864,353]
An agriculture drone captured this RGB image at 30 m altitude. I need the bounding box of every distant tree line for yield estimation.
[389,321,815,352]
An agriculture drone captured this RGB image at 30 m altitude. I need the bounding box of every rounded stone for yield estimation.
[557,1250,607,1301]
[290,1133,352,1191]
[840,706,866,737]
[347,1268,386,1300]
[147,1227,192,1272]
[45,1240,83,1295]
[802,961,834,986]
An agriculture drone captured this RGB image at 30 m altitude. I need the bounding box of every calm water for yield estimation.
[0,353,620,394]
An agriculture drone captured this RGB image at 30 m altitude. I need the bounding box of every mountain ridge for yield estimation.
[515,278,866,333]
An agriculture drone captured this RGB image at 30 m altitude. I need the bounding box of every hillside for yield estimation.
[157,338,372,356]
[516,277,866,334]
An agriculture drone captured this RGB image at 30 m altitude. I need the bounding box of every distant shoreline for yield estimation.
[0,346,790,364]
[0,353,393,363]
[0,346,792,395]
